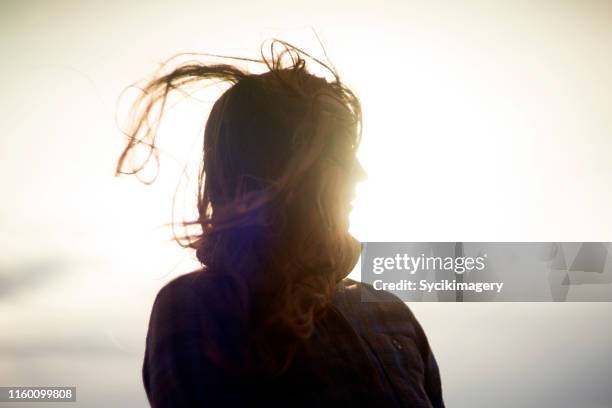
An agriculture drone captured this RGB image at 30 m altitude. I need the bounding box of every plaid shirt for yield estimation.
[143,271,445,407]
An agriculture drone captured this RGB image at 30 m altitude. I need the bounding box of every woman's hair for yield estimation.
[116,39,363,375]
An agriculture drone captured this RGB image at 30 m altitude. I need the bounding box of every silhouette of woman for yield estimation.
[116,39,444,407]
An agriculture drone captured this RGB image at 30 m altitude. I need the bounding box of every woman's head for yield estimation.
[202,68,362,217]
[116,39,366,374]
[196,59,365,267]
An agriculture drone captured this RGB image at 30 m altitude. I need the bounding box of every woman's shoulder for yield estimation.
[148,269,242,332]
[332,279,444,408]
[333,278,423,337]
[154,269,237,305]
[158,268,229,291]
[335,277,413,308]
[143,270,248,406]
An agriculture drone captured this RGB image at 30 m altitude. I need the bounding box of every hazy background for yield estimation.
[1,0,611,407]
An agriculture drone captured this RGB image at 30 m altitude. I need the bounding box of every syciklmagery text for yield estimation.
[373,279,504,293]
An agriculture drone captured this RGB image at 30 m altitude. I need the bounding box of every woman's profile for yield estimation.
[116,39,444,407]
